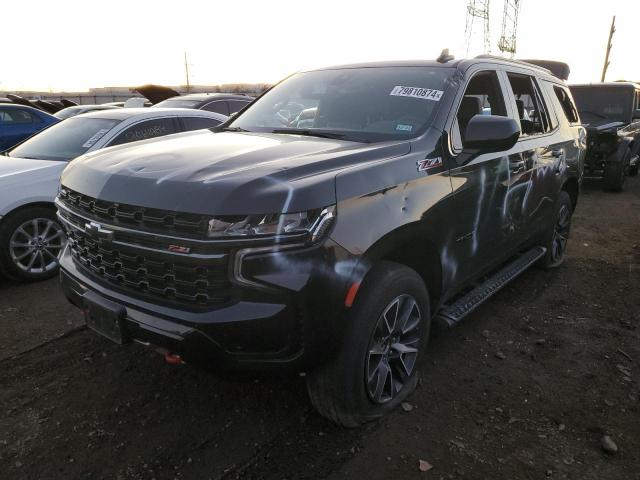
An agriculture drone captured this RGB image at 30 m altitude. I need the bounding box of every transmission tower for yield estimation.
[497,0,521,57]
[465,0,491,55]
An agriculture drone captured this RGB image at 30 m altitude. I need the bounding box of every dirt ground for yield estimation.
[1,178,639,480]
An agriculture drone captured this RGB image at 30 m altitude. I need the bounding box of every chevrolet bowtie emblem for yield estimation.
[84,221,114,241]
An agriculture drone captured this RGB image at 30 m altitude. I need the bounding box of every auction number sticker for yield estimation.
[390,86,443,101]
[82,129,111,148]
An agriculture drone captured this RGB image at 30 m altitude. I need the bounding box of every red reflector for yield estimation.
[344,282,361,308]
[164,353,183,365]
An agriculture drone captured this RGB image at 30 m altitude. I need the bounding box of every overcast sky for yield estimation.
[1,0,636,91]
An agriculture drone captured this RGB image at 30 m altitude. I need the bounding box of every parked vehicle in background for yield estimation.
[0,104,59,151]
[152,93,254,115]
[569,82,640,190]
[0,108,227,282]
[56,56,584,426]
[55,104,121,120]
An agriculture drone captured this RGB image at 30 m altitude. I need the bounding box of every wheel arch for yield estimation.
[360,223,444,311]
[0,201,57,227]
[561,177,579,211]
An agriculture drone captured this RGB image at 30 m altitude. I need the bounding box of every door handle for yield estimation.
[552,149,565,158]
[509,153,525,174]
[552,149,565,174]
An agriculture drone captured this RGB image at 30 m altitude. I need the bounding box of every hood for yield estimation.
[133,84,180,104]
[0,155,65,179]
[61,130,411,215]
[581,117,625,132]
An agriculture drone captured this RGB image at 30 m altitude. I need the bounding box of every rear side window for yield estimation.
[506,73,552,136]
[451,70,508,152]
[0,109,39,124]
[182,116,222,131]
[109,118,177,146]
[227,99,249,114]
[203,101,229,115]
[552,85,579,124]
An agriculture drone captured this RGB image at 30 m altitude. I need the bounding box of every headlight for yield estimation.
[206,205,335,241]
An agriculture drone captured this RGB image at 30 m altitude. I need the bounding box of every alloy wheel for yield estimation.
[551,204,571,263]
[9,218,66,275]
[366,294,422,404]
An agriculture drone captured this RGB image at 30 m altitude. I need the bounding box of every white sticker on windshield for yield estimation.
[82,128,110,148]
[390,86,443,101]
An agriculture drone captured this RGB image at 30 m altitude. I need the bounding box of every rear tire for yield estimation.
[0,206,65,282]
[603,150,629,192]
[539,191,573,269]
[306,261,430,427]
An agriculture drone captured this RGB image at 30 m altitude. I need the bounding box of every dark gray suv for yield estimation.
[57,55,585,426]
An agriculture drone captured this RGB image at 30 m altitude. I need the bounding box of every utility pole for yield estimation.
[497,0,522,58]
[601,16,615,82]
[465,0,491,55]
[184,51,191,93]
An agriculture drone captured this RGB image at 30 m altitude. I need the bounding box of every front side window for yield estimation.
[229,66,454,143]
[182,116,222,131]
[109,118,177,146]
[451,70,508,152]
[506,73,552,136]
[7,117,120,161]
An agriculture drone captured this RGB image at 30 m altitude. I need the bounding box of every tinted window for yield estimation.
[227,99,250,114]
[8,117,120,161]
[506,73,552,136]
[182,117,222,131]
[0,109,40,124]
[152,99,201,109]
[202,101,229,115]
[451,70,508,151]
[230,67,454,142]
[552,85,579,124]
[109,118,177,146]
[569,86,633,123]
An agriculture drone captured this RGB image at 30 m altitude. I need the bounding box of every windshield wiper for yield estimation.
[221,126,249,132]
[270,128,353,141]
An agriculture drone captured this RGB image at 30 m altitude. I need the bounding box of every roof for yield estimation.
[308,56,567,81]
[74,107,228,121]
[163,93,253,101]
[570,82,640,89]
[0,103,44,112]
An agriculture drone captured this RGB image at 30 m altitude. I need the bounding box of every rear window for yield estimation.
[8,117,120,161]
[0,108,40,124]
[153,99,201,109]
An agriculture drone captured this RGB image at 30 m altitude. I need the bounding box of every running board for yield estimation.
[435,246,546,328]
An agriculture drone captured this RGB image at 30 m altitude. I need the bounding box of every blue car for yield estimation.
[0,104,58,151]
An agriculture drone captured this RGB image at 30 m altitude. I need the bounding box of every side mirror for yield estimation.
[463,115,520,154]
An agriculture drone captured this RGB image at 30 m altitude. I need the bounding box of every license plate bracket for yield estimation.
[83,291,127,344]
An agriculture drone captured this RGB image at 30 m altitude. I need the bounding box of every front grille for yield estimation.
[58,186,242,238]
[58,188,235,309]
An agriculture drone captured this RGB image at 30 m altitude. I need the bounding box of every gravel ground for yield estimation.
[1,177,638,480]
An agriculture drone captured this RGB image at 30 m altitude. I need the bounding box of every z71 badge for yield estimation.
[417,157,443,172]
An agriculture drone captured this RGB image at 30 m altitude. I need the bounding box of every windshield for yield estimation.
[570,87,633,123]
[229,66,453,142]
[153,99,200,108]
[8,117,120,161]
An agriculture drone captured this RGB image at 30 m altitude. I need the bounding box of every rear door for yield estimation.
[502,71,567,240]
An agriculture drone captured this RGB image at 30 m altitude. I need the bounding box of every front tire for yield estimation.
[603,150,629,192]
[539,191,573,269]
[306,261,430,427]
[0,206,66,282]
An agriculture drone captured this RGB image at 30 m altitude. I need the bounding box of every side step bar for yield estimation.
[434,246,546,328]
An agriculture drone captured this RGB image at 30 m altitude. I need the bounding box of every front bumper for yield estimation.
[59,239,357,371]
